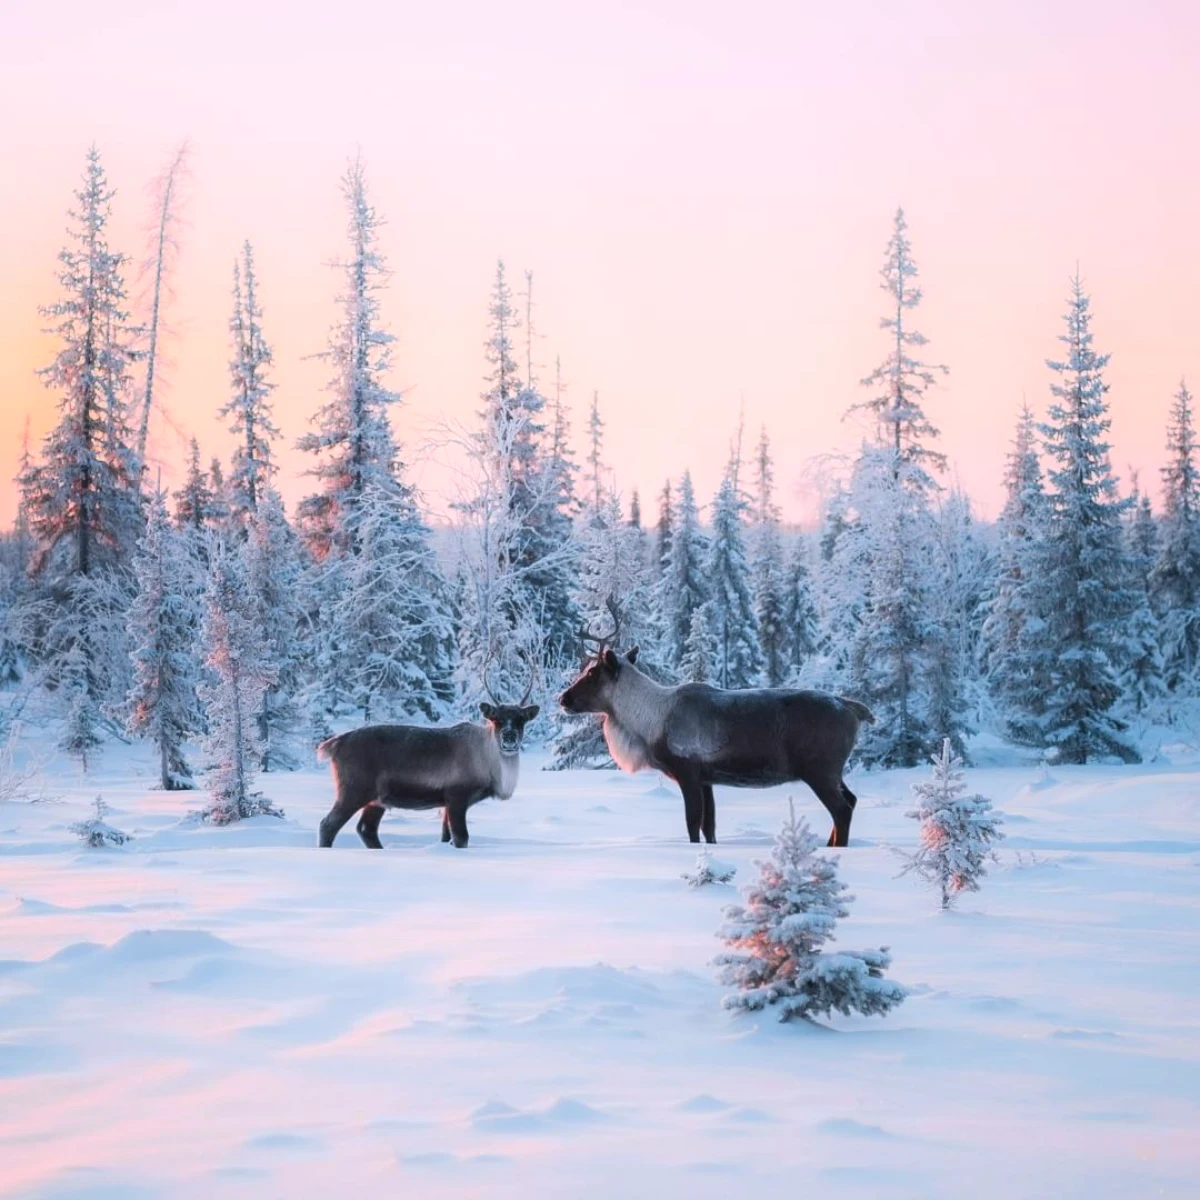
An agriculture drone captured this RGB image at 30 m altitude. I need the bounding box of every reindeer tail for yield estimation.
[840,697,876,725]
[316,733,346,763]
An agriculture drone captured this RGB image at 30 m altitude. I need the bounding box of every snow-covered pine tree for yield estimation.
[506,277,580,671]
[655,478,673,576]
[455,263,578,707]
[221,241,278,526]
[752,429,789,686]
[173,438,217,532]
[781,538,819,683]
[70,796,130,847]
[852,207,948,485]
[23,147,144,581]
[297,157,400,559]
[707,470,764,689]
[926,490,987,756]
[59,638,103,771]
[902,738,1003,910]
[680,602,717,683]
[715,798,906,1023]
[197,539,282,823]
[333,478,455,723]
[832,446,942,766]
[125,488,202,789]
[1121,481,1165,720]
[1029,276,1140,763]
[832,210,958,766]
[1150,380,1200,695]
[20,148,145,754]
[981,404,1051,743]
[244,490,308,768]
[658,471,710,672]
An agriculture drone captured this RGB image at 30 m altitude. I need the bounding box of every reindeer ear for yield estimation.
[625,645,640,664]
[479,702,497,721]
[602,648,619,674]
[521,704,540,723]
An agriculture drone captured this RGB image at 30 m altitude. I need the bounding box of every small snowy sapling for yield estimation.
[902,738,1004,909]
[70,796,129,847]
[715,798,905,1023]
[682,851,737,888]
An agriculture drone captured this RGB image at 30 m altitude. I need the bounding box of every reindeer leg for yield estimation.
[441,807,452,843]
[678,773,704,844]
[318,792,363,849]
[810,775,854,848]
[356,802,385,850]
[700,785,717,845]
[446,795,470,849]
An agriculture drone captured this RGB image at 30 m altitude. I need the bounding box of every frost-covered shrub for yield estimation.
[682,852,736,888]
[70,796,129,847]
[902,738,1004,909]
[715,798,905,1024]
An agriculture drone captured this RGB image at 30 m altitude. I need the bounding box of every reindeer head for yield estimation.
[559,596,640,715]
[480,653,539,754]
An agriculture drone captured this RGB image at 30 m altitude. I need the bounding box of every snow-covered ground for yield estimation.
[2,736,1199,1199]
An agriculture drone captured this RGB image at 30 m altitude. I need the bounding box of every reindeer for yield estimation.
[316,659,539,849]
[558,599,874,847]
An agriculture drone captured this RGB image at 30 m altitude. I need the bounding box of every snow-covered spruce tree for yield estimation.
[297,157,400,559]
[221,241,278,526]
[333,478,455,723]
[506,278,580,671]
[831,446,944,766]
[781,538,819,683]
[70,796,130,848]
[926,490,987,750]
[658,471,710,672]
[1121,483,1165,720]
[708,470,764,689]
[1150,380,1200,694]
[902,738,1003,910]
[20,148,144,752]
[173,438,217,532]
[831,210,960,766]
[851,208,948,484]
[981,404,1051,743]
[715,798,906,1023]
[59,639,103,771]
[23,148,144,580]
[752,429,789,686]
[1029,277,1140,763]
[125,488,202,789]
[196,540,282,824]
[680,602,718,683]
[244,490,308,768]
[454,262,577,707]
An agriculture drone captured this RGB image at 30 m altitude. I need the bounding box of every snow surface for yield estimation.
[2,739,1199,1198]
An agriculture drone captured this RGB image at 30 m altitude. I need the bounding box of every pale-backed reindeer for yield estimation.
[559,599,874,847]
[316,659,539,849]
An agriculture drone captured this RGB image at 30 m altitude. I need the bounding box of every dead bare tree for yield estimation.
[137,140,192,476]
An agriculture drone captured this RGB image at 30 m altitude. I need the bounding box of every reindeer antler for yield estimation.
[482,646,538,706]
[578,594,622,657]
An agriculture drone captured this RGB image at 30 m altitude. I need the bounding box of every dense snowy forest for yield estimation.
[3,146,1199,806]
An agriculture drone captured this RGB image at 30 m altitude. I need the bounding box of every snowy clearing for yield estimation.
[2,740,1199,1199]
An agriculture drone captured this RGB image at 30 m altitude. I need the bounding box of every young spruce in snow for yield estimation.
[70,796,129,847]
[715,799,906,1023]
[902,738,1004,910]
[197,541,282,824]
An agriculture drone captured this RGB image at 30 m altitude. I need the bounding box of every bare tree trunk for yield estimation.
[138,141,190,478]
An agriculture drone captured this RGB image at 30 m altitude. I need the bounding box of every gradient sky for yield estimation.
[2,0,1198,529]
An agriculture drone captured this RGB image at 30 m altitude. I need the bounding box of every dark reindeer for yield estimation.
[559,599,873,847]
[316,659,539,849]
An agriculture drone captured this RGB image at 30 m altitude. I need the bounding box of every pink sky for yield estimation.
[2,0,1198,529]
